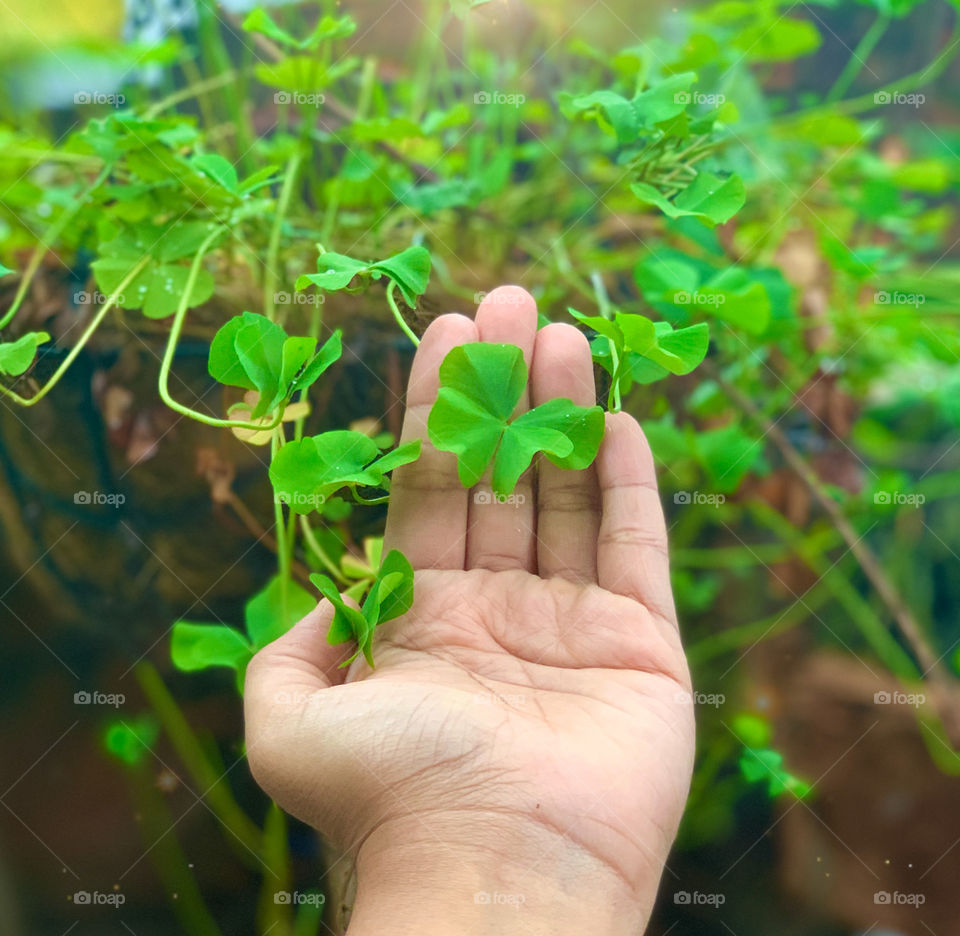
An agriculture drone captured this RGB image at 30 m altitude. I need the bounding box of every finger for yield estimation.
[531,323,600,583]
[384,313,479,569]
[244,599,349,739]
[466,286,538,572]
[596,411,677,625]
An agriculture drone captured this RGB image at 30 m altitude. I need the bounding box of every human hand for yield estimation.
[244,286,695,935]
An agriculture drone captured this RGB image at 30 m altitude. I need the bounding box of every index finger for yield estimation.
[383,313,478,569]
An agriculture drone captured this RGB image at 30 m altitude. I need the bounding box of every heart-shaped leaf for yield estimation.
[427,343,604,496]
[296,245,431,307]
[0,331,50,377]
[631,172,745,226]
[270,432,421,513]
[309,548,414,666]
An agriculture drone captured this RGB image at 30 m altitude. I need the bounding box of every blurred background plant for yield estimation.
[0,0,959,934]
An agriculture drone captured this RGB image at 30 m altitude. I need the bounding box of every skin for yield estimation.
[244,286,695,935]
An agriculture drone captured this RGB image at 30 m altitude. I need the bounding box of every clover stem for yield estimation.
[591,271,622,413]
[826,9,892,104]
[265,150,304,326]
[386,280,420,347]
[272,429,293,624]
[299,514,349,584]
[158,230,286,431]
[0,256,149,405]
[0,164,112,332]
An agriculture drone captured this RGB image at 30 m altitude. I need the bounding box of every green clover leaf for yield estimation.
[296,245,431,307]
[0,331,50,377]
[427,343,604,497]
[310,548,414,666]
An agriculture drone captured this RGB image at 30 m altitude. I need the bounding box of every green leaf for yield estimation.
[0,263,14,278]
[427,343,604,496]
[296,246,432,307]
[270,432,421,513]
[208,313,342,417]
[0,331,50,377]
[244,575,317,647]
[739,747,812,799]
[104,715,159,767]
[171,622,253,673]
[310,548,414,666]
[631,172,746,226]
[192,153,239,194]
[92,223,223,319]
[243,8,356,49]
[242,8,300,47]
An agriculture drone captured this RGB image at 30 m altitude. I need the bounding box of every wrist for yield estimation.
[344,812,655,936]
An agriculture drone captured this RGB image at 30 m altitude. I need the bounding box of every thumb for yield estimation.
[243,598,354,799]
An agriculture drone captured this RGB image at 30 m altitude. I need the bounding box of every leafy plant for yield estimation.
[428,343,605,495]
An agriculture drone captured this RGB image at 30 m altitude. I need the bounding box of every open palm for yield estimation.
[245,287,694,931]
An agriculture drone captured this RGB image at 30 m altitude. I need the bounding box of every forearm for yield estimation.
[344,815,656,936]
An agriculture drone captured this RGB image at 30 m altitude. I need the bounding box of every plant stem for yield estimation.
[299,514,348,583]
[135,663,263,858]
[1,165,111,332]
[272,429,292,626]
[157,230,285,431]
[826,10,892,104]
[265,150,304,325]
[591,271,621,412]
[0,256,149,405]
[710,364,960,745]
[145,68,239,118]
[386,280,421,346]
